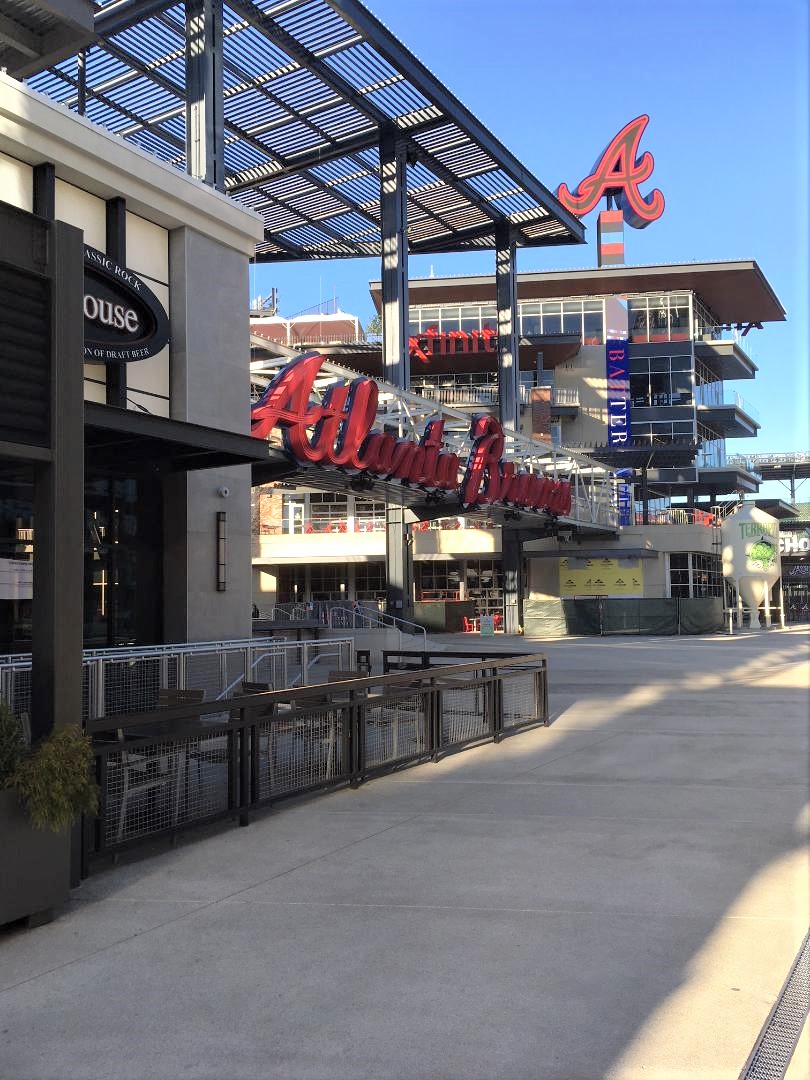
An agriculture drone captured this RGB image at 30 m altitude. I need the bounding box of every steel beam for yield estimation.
[501,529,523,636]
[380,130,413,621]
[94,0,174,38]
[185,0,224,190]
[380,130,410,391]
[496,221,519,431]
[331,0,585,244]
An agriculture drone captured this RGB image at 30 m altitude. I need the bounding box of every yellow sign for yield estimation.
[559,557,644,597]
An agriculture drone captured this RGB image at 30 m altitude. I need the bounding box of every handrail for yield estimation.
[87,651,548,733]
[326,603,428,651]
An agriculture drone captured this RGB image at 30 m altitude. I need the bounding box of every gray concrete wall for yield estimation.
[166,227,252,642]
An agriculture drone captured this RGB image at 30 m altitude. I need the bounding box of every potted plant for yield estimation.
[0,703,98,928]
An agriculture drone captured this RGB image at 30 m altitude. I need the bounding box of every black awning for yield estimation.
[84,403,273,473]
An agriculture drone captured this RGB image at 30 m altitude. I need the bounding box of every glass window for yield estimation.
[480,305,496,333]
[541,302,562,335]
[630,373,650,407]
[440,306,460,332]
[627,298,648,341]
[583,301,604,344]
[520,302,541,336]
[415,561,463,601]
[354,499,386,532]
[460,306,481,334]
[419,307,439,332]
[308,492,348,532]
[649,371,671,405]
[355,562,385,601]
[563,301,582,336]
[670,370,693,404]
[310,564,347,601]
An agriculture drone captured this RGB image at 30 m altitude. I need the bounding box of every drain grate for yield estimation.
[739,930,810,1080]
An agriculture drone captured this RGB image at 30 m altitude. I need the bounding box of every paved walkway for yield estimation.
[2,630,808,1080]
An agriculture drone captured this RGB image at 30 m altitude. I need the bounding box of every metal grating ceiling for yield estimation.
[25,0,584,261]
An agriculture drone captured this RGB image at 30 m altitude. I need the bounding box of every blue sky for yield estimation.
[250,0,809,461]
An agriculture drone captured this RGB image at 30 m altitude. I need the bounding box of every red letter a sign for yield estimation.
[556,115,665,229]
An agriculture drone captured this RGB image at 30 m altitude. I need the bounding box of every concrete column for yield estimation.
[379,129,413,621]
[496,221,519,431]
[501,530,523,635]
[167,227,252,642]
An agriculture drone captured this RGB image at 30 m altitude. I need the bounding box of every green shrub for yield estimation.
[0,710,99,832]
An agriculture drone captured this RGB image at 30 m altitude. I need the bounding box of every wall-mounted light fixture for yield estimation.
[216,511,227,591]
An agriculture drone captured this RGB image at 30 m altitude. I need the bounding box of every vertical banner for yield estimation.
[606,338,631,446]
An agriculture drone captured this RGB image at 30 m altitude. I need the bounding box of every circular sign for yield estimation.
[83,245,169,365]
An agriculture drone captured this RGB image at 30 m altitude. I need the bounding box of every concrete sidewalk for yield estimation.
[1,630,808,1080]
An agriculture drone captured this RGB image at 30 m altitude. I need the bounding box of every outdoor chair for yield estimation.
[110,692,202,842]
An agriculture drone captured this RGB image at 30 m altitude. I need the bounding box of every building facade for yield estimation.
[251,260,785,628]
[0,73,266,659]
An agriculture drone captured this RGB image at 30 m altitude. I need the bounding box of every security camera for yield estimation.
[217,486,230,498]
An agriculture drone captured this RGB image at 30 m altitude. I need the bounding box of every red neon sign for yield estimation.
[251,353,571,516]
[409,327,497,363]
[556,115,665,229]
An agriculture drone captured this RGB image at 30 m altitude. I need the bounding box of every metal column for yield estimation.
[31,221,85,740]
[501,529,523,636]
[496,221,519,432]
[185,0,224,191]
[105,197,127,409]
[380,130,413,621]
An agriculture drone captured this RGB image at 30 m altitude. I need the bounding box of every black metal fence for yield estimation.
[84,653,548,871]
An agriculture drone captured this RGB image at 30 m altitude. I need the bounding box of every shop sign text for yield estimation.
[83,246,169,364]
[606,338,631,446]
[251,353,572,516]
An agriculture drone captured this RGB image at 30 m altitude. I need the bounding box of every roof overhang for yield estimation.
[0,0,94,79]
[697,403,759,438]
[26,0,584,261]
[385,260,785,324]
[84,403,271,472]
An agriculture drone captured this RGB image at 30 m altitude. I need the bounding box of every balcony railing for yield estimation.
[697,389,760,422]
[264,516,500,537]
[409,381,579,409]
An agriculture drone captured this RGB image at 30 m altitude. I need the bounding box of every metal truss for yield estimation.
[250,354,618,532]
[26,0,585,260]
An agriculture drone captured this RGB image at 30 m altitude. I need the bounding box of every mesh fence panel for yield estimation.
[257,708,345,800]
[185,652,226,700]
[103,658,162,716]
[364,692,428,769]
[502,670,540,729]
[441,681,489,746]
[103,729,230,847]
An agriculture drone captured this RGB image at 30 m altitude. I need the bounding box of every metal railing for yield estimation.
[409,382,580,409]
[0,637,354,724]
[83,652,548,866]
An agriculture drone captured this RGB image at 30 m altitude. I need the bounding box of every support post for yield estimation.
[186,0,224,191]
[496,221,519,431]
[379,129,413,621]
[640,466,649,525]
[379,129,409,390]
[501,529,523,635]
[105,197,127,409]
[31,222,84,741]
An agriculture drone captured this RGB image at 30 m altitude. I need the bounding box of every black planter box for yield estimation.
[0,789,70,928]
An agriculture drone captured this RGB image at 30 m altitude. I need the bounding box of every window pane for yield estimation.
[563,311,581,335]
[583,308,603,344]
[630,373,649,407]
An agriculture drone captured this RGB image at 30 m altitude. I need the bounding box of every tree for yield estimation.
[366,313,382,336]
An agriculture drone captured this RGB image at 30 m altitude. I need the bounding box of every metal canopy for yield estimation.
[25,0,585,261]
